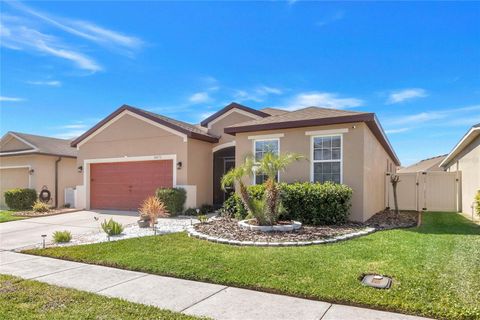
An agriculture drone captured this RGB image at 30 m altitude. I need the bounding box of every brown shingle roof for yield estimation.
[200,102,270,127]
[260,107,289,116]
[398,155,447,173]
[71,105,219,147]
[0,132,77,157]
[225,106,400,166]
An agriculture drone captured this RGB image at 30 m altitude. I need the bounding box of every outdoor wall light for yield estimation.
[177,161,183,170]
[29,169,35,175]
[77,166,83,173]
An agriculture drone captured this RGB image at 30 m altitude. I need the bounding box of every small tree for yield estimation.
[139,196,169,227]
[221,152,303,225]
[390,174,401,216]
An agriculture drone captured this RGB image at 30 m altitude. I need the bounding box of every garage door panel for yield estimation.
[90,160,173,211]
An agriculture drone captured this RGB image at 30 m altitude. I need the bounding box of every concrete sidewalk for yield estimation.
[0,251,431,320]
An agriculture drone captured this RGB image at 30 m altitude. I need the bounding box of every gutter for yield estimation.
[55,157,62,208]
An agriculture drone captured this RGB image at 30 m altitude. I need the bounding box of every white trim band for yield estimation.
[248,133,284,140]
[212,141,236,153]
[305,128,348,136]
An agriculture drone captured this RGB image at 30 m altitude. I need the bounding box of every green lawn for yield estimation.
[0,274,203,320]
[0,210,26,223]
[25,212,480,320]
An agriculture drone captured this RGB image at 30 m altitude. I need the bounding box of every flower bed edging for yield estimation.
[187,225,376,247]
[238,219,302,232]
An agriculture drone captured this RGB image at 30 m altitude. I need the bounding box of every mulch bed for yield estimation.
[13,208,81,218]
[365,209,419,229]
[194,210,419,242]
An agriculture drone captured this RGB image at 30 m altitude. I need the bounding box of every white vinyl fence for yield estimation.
[385,171,461,212]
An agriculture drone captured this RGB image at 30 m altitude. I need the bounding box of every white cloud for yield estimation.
[387,88,428,104]
[0,96,25,102]
[189,92,211,104]
[316,11,345,27]
[234,85,283,102]
[385,127,410,134]
[53,129,85,139]
[7,1,142,51]
[283,91,363,110]
[386,104,480,126]
[27,80,61,87]
[0,22,102,72]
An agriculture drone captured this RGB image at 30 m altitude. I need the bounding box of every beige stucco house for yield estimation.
[71,103,400,221]
[441,123,480,215]
[0,132,78,209]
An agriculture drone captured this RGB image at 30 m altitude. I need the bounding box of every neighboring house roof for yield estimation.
[200,102,271,127]
[0,132,77,158]
[224,106,400,166]
[398,154,447,173]
[71,104,219,147]
[440,123,480,168]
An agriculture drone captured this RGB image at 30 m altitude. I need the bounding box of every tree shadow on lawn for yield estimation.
[404,212,480,236]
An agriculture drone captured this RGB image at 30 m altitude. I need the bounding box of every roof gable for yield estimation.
[0,132,77,158]
[71,105,219,147]
[224,107,400,166]
[200,102,270,128]
[440,124,480,167]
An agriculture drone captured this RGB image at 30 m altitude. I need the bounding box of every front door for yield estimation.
[213,146,235,208]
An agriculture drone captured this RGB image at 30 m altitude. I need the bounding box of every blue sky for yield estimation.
[1,1,479,165]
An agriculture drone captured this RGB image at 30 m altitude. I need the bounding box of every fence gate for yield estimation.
[385,171,461,212]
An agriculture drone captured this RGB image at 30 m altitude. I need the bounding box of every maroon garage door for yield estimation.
[90,160,173,211]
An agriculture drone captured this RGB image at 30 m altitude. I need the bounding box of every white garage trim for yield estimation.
[83,154,177,210]
[0,165,33,188]
[77,110,188,149]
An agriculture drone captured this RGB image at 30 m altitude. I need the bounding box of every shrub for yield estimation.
[199,204,214,214]
[4,188,37,210]
[32,200,50,213]
[155,188,186,215]
[139,196,169,227]
[198,215,208,223]
[184,208,198,216]
[53,230,72,243]
[223,182,352,225]
[101,219,124,236]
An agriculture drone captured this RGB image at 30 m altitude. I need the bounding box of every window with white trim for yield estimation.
[254,139,279,185]
[312,135,342,183]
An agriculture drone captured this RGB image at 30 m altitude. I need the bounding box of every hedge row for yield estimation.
[155,187,186,215]
[4,188,37,210]
[222,182,352,225]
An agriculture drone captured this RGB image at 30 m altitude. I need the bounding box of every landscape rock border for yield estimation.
[187,225,376,247]
[238,219,302,232]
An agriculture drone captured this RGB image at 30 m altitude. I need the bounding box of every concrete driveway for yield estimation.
[0,210,138,250]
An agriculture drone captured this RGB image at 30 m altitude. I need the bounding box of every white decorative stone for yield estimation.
[237,220,302,232]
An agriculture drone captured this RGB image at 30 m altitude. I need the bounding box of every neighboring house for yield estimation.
[397,154,447,173]
[0,132,79,209]
[440,123,480,215]
[71,102,400,221]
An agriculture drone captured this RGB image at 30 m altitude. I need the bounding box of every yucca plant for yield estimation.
[139,196,169,227]
[101,218,124,236]
[53,230,72,243]
[32,200,50,213]
[221,152,303,225]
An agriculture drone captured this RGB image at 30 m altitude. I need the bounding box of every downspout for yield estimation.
[55,157,62,208]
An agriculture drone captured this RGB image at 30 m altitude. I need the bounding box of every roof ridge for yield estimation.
[10,131,72,142]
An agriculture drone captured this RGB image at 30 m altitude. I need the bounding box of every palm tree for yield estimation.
[256,152,304,224]
[221,152,303,225]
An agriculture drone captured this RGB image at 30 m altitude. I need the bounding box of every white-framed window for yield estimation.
[311,134,342,184]
[253,138,279,185]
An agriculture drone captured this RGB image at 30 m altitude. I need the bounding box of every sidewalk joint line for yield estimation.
[95,274,149,293]
[319,303,333,320]
[29,265,86,280]
[180,286,229,313]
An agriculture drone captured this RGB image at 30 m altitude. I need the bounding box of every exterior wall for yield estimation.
[76,114,189,185]
[0,137,31,152]
[0,155,78,208]
[446,135,480,214]
[363,125,396,221]
[208,111,260,147]
[234,122,381,222]
[187,139,213,207]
